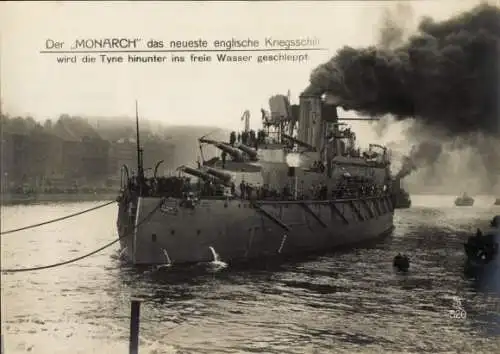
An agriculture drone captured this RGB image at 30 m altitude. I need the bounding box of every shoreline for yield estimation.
[0,192,119,206]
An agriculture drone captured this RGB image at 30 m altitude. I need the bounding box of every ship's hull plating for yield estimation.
[118,196,394,265]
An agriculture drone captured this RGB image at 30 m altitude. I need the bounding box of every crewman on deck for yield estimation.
[221,151,227,169]
[283,184,290,200]
[240,180,246,199]
[249,130,256,145]
[242,131,249,145]
[246,184,253,199]
[182,178,191,194]
[320,184,328,200]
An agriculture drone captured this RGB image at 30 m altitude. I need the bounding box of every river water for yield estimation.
[1,195,500,354]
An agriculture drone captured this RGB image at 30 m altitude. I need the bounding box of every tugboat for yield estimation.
[391,177,411,209]
[455,192,474,207]
[116,89,396,266]
[464,216,499,270]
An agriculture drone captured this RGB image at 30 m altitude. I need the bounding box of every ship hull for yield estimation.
[394,200,411,209]
[118,195,395,265]
[455,200,474,207]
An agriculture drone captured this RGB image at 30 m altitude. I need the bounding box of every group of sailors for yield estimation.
[236,180,387,201]
[123,175,192,200]
[229,130,267,149]
[309,161,326,173]
[121,173,389,204]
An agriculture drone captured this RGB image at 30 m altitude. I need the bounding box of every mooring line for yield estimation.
[1,199,164,273]
[0,200,116,236]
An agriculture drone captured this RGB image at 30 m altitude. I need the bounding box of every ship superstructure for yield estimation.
[116,90,396,265]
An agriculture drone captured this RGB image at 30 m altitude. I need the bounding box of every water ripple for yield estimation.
[2,198,500,353]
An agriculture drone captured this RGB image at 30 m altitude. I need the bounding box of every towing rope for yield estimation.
[0,200,116,236]
[1,199,164,273]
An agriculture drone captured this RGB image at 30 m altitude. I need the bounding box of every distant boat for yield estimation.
[494,198,500,206]
[455,192,474,206]
[391,177,411,209]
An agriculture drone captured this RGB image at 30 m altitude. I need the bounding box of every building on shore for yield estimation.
[1,115,177,192]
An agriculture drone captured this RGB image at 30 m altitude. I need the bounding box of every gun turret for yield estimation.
[281,133,316,152]
[178,166,227,185]
[235,143,259,161]
[178,166,212,180]
[199,138,245,162]
[204,167,233,184]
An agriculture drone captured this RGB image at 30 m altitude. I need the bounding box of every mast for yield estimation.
[241,110,250,132]
[0,35,2,119]
[135,100,144,190]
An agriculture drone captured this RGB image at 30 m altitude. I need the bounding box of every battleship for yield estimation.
[455,192,474,206]
[116,90,396,265]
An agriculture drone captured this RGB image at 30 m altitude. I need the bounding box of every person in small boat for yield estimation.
[466,229,498,263]
[465,229,482,258]
[491,216,499,228]
[393,253,410,271]
[467,228,482,244]
[481,233,498,261]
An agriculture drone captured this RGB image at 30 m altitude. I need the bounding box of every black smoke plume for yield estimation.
[307,3,500,135]
[306,4,500,187]
[396,141,443,179]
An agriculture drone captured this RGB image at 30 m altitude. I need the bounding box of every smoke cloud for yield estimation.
[306,4,500,190]
[396,141,443,179]
[378,2,414,50]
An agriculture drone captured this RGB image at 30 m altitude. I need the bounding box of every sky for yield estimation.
[0,0,491,132]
